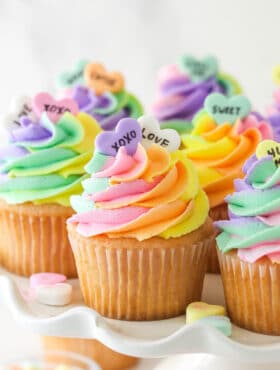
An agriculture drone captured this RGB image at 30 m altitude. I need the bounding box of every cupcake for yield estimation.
[152,55,241,134]
[67,115,213,320]
[216,141,280,335]
[0,92,101,276]
[42,337,138,370]
[57,60,143,131]
[180,93,272,273]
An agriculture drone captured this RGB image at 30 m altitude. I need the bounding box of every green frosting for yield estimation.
[0,112,93,206]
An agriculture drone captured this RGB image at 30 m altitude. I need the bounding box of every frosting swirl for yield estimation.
[68,119,209,240]
[66,86,143,131]
[0,112,101,206]
[216,154,280,263]
[152,64,241,133]
[181,111,264,208]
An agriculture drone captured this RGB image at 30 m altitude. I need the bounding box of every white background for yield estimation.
[0,0,280,368]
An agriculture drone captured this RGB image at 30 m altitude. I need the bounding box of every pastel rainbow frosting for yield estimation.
[68,118,209,240]
[180,110,271,208]
[152,63,241,134]
[216,154,280,264]
[0,111,101,206]
[58,61,143,131]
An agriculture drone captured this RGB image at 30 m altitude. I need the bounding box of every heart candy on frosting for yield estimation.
[84,63,125,96]
[33,92,79,123]
[95,117,142,156]
[138,115,181,152]
[205,93,251,125]
[256,140,280,167]
[179,55,218,82]
[1,95,34,132]
[186,301,226,324]
[57,59,89,88]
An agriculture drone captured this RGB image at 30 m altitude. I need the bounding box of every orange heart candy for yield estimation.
[84,63,125,95]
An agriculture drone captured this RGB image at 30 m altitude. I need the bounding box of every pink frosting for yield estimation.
[238,242,280,263]
[233,115,273,140]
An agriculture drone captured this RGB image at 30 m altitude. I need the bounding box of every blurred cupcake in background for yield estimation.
[266,64,280,141]
[180,93,272,273]
[42,337,138,370]
[0,92,100,276]
[151,55,241,134]
[216,140,280,335]
[56,60,143,131]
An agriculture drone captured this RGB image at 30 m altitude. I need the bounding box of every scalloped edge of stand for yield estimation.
[1,269,280,361]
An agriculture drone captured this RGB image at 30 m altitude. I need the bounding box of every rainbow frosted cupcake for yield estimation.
[57,60,143,131]
[180,93,273,272]
[216,140,280,335]
[152,55,241,134]
[0,92,100,276]
[67,116,213,320]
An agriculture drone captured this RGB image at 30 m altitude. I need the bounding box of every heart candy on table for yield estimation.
[84,63,125,96]
[57,59,89,88]
[138,115,181,152]
[198,316,232,337]
[204,93,251,125]
[256,139,280,167]
[35,283,73,306]
[33,92,79,123]
[95,117,142,156]
[179,55,218,82]
[30,272,67,290]
[186,301,226,324]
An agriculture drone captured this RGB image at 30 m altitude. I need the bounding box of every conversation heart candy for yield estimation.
[1,95,33,132]
[273,65,280,85]
[95,117,142,156]
[198,316,232,337]
[84,63,125,96]
[138,115,181,152]
[57,59,89,88]
[30,272,67,290]
[179,55,218,82]
[186,301,226,324]
[205,93,251,125]
[256,140,280,167]
[35,283,72,306]
[33,92,79,123]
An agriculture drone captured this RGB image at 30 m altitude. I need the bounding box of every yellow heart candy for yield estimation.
[256,140,280,167]
[273,65,280,85]
[186,301,225,324]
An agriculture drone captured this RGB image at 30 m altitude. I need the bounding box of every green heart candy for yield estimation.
[179,55,218,82]
[204,93,251,125]
[57,59,89,88]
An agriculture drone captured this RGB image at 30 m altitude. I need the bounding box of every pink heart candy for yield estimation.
[33,92,79,123]
[30,272,67,290]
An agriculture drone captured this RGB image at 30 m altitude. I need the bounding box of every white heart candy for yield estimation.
[1,95,34,132]
[35,283,72,306]
[138,115,181,152]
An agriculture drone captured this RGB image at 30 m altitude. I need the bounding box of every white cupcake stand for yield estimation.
[1,268,280,370]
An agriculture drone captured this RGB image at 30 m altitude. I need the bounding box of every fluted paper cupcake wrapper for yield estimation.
[207,204,229,274]
[218,248,280,335]
[0,200,77,277]
[42,336,138,370]
[68,220,213,321]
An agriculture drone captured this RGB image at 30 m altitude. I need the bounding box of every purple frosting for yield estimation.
[153,76,226,122]
[268,114,280,142]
